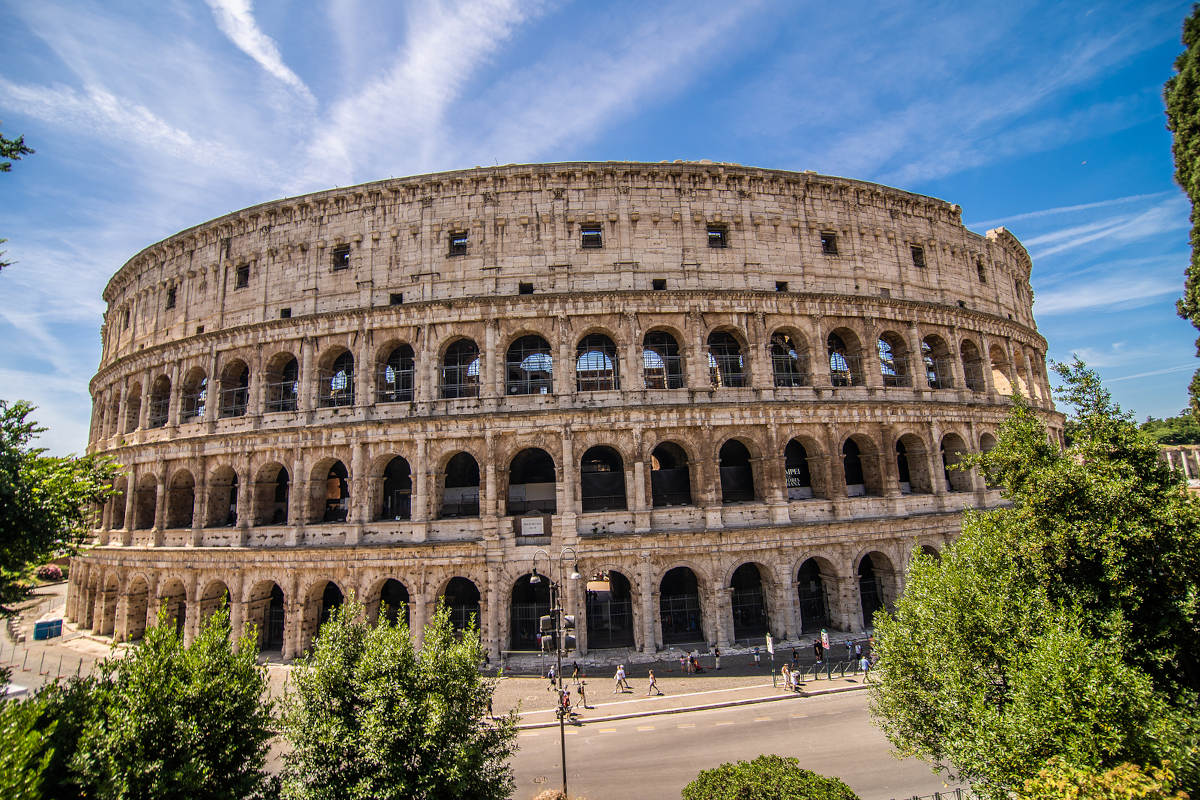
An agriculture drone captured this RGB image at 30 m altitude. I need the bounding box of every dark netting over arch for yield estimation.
[506,335,553,395]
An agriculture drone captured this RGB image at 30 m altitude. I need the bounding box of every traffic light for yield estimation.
[561,615,576,652]
[539,614,554,634]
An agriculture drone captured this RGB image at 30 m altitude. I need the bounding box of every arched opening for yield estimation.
[507,448,557,515]
[124,577,150,642]
[207,467,238,527]
[506,333,552,395]
[505,335,553,395]
[858,553,889,629]
[159,579,187,637]
[319,461,349,522]
[827,330,863,387]
[784,439,814,500]
[941,433,972,492]
[650,442,692,507]
[218,360,250,417]
[580,446,626,511]
[106,395,120,437]
[374,579,410,626]
[576,334,620,391]
[264,353,299,412]
[877,333,910,387]
[134,475,157,530]
[919,544,941,560]
[510,574,551,650]
[730,563,769,641]
[379,457,412,520]
[896,434,932,494]
[318,350,354,408]
[796,559,830,634]
[166,471,195,528]
[246,582,285,651]
[98,574,120,636]
[441,338,480,399]
[180,368,207,421]
[586,571,634,649]
[441,452,480,518]
[442,577,481,631]
[148,375,171,428]
[124,383,141,433]
[843,439,866,496]
[254,463,289,525]
[980,432,999,488]
[199,580,230,624]
[922,336,954,390]
[960,340,985,392]
[718,439,756,504]
[317,581,344,628]
[378,344,415,403]
[110,478,127,529]
[770,332,809,387]
[989,344,1013,395]
[707,330,746,388]
[643,331,685,389]
[659,567,704,645]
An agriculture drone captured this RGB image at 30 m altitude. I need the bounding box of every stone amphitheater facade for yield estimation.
[67,161,1062,661]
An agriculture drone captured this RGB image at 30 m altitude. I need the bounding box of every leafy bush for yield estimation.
[1020,759,1188,800]
[681,754,860,800]
[34,564,61,582]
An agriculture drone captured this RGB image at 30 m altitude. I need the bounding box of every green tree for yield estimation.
[680,754,861,800]
[0,695,54,800]
[869,359,1200,798]
[0,125,34,272]
[280,599,517,800]
[1020,759,1188,800]
[0,400,119,612]
[1140,411,1200,444]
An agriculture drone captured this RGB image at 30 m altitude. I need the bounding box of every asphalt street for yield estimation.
[509,689,959,800]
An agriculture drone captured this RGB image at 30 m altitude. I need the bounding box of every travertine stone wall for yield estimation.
[70,161,1061,660]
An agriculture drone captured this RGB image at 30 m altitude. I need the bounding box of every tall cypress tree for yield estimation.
[1166,5,1200,413]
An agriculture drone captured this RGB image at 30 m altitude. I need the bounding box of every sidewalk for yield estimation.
[498,672,871,729]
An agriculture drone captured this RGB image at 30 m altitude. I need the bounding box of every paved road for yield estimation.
[510,690,959,800]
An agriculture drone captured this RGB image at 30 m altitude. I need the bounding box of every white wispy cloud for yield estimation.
[1034,274,1181,315]
[204,0,315,104]
[1026,196,1190,260]
[966,191,1175,230]
[1106,364,1198,383]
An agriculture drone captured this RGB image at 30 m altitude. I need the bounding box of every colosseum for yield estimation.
[66,160,1062,662]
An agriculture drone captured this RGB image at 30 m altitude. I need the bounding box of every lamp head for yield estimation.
[569,563,581,581]
[529,568,542,585]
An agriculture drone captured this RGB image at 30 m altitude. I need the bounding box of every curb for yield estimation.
[516,682,869,730]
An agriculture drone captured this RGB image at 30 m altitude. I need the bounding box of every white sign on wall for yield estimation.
[520,516,545,536]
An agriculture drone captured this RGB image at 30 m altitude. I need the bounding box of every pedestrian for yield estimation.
[854,642,863,660]
[578,680,590,708]
[780,664,790,691]
[547,663,557,690]
[846,639,855,662]
[790,666,801,692]
[679,653,688,673]
[791,648,799,669]
[860,654,871,680]
[753,646,761,666]
[713,646,721,670]
[690,647,700,671]
[813,638,824,663]
[560,687,573,717]
[613,665,623,693]
[647,669,663,696]
[571,661,580,685]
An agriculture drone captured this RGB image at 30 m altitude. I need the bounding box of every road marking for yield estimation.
[677,723,696,729]
[636,725,655,731]
[598,728,617,734]
[714,721,736,727]
[564,731,579,736]
[790,713,808,718]
[754,716,772,721]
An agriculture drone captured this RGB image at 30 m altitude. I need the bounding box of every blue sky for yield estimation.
[1,0,1196,454]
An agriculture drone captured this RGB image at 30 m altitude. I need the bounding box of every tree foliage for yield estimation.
[0,399,119,612]
[0,124,34,272]
[1166,4,1200,414]
[870,359,1200,798]
[0,695,54,800]
[280,599,517,800]
[3,605,276,800]
[1019,759,1188,800]
[680,754,861,800]
[1140,411,1200,444]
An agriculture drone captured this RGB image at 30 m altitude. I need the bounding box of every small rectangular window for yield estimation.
[518,281,534,295]
[581,225,603,249]
[165,287,176,310]
[123,309,130,330]
[976,259,987,284]
[235,264,250,289]
[652,278,667,291]
[775,281,788,292]
[707,225,728,248]
[389,292,404,305]
[279,307,291,319]
[331,244,351,271]
[821,232,839,255]
[196,325,205,334]
[448,230,468,256]
[911,246,926,268]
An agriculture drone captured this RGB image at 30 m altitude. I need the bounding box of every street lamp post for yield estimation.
[529,546,580,799]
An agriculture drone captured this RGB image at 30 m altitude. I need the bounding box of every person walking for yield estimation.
[578,680,590,709]
[752,646,761,666]
[791,648,799,669]
[679,653,688,673]
[713,646,721,670]
[780,663,791,692]
[647,669,663,696]
[613,665,624,693]
[547,664,557,690]
[571,661,580,685]
[860,654,872,681]
[813,638,824,663]
[854,641,863,660]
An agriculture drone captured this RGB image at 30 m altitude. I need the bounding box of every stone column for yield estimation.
[785,575,800,644]
[411,588,429,650]
[122,465,136,544]
[152,472,167,546]
[248,345,264,417]
[622,312,642,391]
[113,591,129,644]
[560,427,576,515]
[355,334,372,409]
[641,555,656,652]
[412,438,429,524]
[299,337,315,412]
[906,324,925,389]
[205,352,219,422]
[486,566,501,660]
[137,372,151,430]
[554,316,572,396]
[714,586,732,648]
[287,452,307,546]
[485,319,500,399]
[167,362,181,427]
[190,459,206,546]
[689,312,709,390]
[746,312,768,389]
[348,442,366,544]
